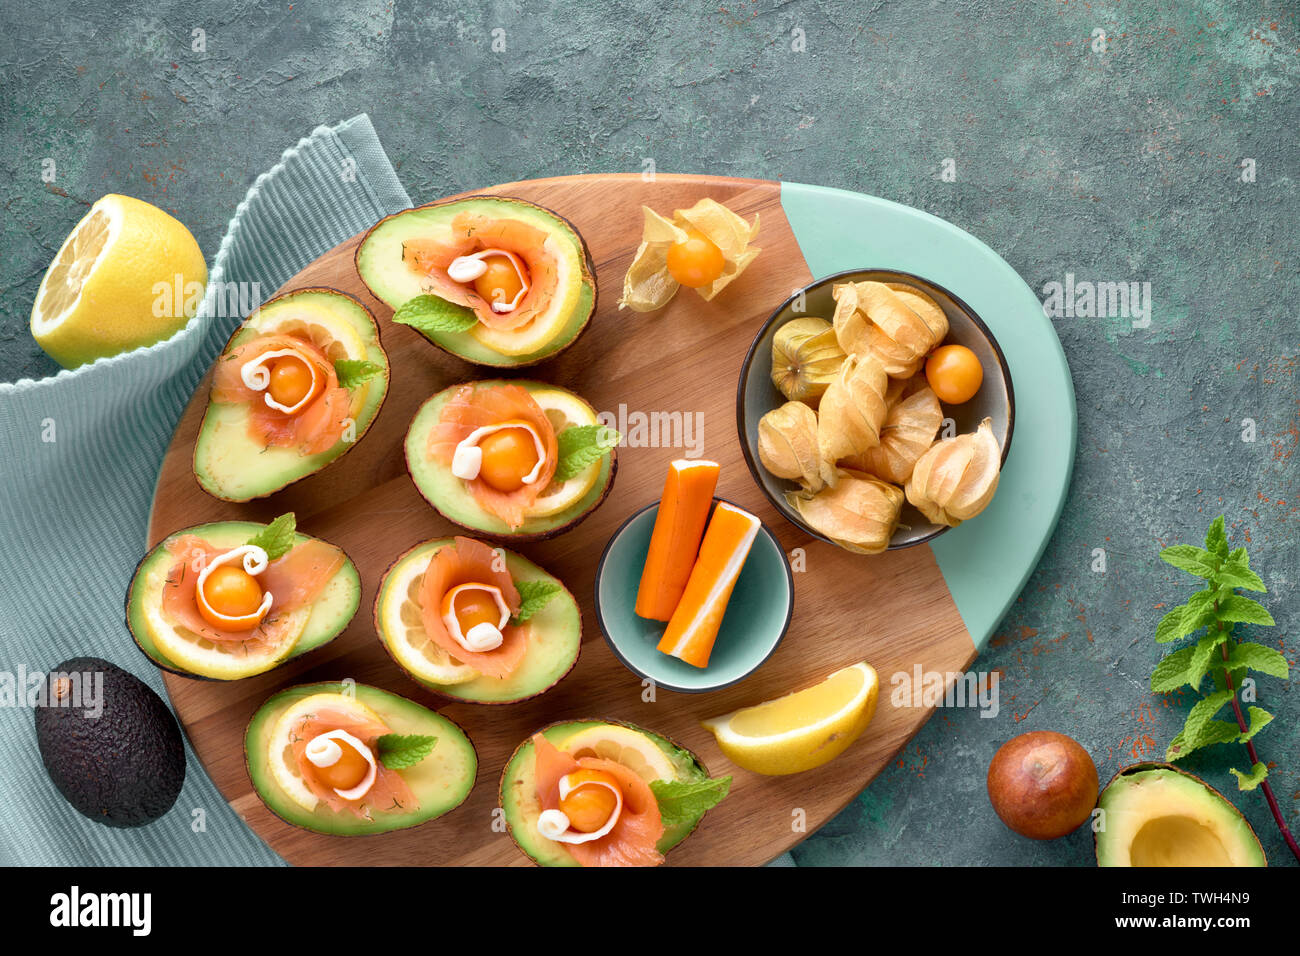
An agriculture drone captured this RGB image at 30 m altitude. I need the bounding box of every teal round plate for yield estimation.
[594,498,794,694]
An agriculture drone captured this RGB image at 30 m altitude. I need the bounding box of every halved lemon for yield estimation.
[701,662,879,776]
[139,566,308,680]
[526,387,606,518]
[30,194,207,368]
[375,550,479,685]
[252,298,368,364]
[558,724,678,783]
[266,692,383,812]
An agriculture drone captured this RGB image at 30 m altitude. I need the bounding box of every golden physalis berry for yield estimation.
[197,564,265,631]
[313,740,372,792]
[442,586,503,634]
[267,354,318,410]
[559,769,621,833]
[925,344,984,404]
[477,423,541,492]
[665,230,725,288]
[474,253,528,309]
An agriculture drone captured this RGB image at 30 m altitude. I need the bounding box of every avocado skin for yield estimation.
[34,657,185,828]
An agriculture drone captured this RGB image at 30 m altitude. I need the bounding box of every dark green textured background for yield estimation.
[1,0,1296,865]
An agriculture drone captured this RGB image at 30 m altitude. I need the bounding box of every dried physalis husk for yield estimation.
[758,401,830,492]
[771,317,845,404]
[785,469,903,554]
[844,385,943,485]
[817,351,889,468]
[905,417,1001,526]
[832,282,949,379]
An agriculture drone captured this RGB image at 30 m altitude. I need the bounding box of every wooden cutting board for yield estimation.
[150,173,1040,866]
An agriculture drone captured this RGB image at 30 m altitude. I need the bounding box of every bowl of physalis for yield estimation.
[736,269,1014,553]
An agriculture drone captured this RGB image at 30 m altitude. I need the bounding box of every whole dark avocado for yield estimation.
[34,657,186,828]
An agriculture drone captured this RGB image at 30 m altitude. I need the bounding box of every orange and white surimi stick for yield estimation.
[656,502,761,669]
[634,459,720,622]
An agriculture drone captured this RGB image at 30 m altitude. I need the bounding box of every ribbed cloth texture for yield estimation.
[0,115,411,865]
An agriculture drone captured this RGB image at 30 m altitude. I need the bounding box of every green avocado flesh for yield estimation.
[405,379,614,538]
[245,682,477,836]
[125,521,360,679]
[376,538,581,703]
[1095,764,1266,867]
[500,720,709,867]
[355,196,596,367]
[193,289,389,501]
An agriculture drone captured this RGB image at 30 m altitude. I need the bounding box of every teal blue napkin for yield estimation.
[0,114,411,866]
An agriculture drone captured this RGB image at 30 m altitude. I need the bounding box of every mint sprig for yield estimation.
[246,512,296,562]
[511,580,562,625]
[1149,515,1298,860]
[554,425,620,482]
[334,358,384,389]
[392,294,478,334]
[377,733,437,770]
[650,775,732,831]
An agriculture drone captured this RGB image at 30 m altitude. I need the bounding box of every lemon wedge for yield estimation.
[701,662,879,775]
[30,194,207,368]
[525,387,604,518]
[375,549,480,685]
[558,724,679,783]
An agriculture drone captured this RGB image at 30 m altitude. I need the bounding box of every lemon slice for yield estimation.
[526,387,605,518]
[701,662,879,775]
[251,298,368,364]
[140,566,308,680]
[376,550,479,685]
[558,724,678,783]
[266,692,384,812]
[30,194,207,368]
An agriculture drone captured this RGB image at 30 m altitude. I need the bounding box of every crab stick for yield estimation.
[656,502,761,669]
[634,459,721,621]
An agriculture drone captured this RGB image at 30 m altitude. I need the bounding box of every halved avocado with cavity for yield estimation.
[245,681,476,836]
[1095,762,1267,867]
[500,719,714,867]
[355,196,597,368]
[374,538,581,704]
[193,287,389,502]
[126,520,360,681]
[405,379,616,541]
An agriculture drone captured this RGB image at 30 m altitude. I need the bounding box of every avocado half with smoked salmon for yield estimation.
[500,720,731,867]
[374,536,581,704]
[245,681,477,836]
[405,379,617,540]
[193,287,389,502]
[126,515,359,680]
[355,196,596,367]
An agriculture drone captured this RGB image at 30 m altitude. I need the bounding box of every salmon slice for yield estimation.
[160,534,345,647]
[532,733,665,867]
[211,333,351,455]
[290,705,418,818]
[402,212,559,332]
[419,536,527,679]
[428,384,559,531]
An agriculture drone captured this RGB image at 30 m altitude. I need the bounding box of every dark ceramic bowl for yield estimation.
[736,268,1014,550]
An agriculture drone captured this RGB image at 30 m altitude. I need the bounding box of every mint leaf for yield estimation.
[334,358,383,389]
[1216,594,1275,627]
[1216,560,1266,592]
[554,425,620,482]
[392,294,478,334]
[1230,762,1269,791]
[1226,642,1289,679]
[1150,646,1196,692]
[1155,591,1216,644]
[1160,544,1218,579]
[650,775,732,830]
[1187,631,1228,689]
[377,734,437,770]
[1179,689,1234,750]
[1204,516,1229,558]
[1239,706,1274,743]
[246,512,296,562]
[511,580,562,624]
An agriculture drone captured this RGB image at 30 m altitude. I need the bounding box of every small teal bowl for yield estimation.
[594,498,793,694]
